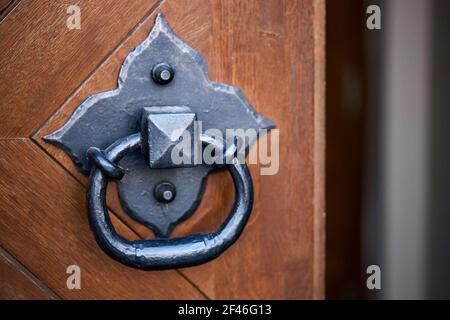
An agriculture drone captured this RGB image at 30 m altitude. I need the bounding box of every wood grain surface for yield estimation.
[0,247,57,300]
[0,0,159,138]
[1,0,325,299]
[0,140,205,299]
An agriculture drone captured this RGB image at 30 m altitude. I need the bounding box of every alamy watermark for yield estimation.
[366,265,381,290]
[66,265,81,290]
[366,5,381,30]
[66,5,81,30]
[167,122,279,176]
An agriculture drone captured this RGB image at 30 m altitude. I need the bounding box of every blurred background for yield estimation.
[326,0,450,299]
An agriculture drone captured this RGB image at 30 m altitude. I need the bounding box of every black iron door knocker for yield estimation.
[44,14,275,269]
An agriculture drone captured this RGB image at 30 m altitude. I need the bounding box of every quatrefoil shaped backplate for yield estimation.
[44,13,275,238]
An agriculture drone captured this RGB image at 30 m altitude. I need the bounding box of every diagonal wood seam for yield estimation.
[0,0,209,299]
[28,0,164,140]
[15,0,325,299]
[0,245,60,299]
[23,0,211,300]
[1,137,209,300]
[30,136,211,300]
[29,0,165,238]
[0,0,20,23]
[0,138,208,299]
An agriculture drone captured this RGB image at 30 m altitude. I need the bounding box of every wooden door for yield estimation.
[0,0,325,299]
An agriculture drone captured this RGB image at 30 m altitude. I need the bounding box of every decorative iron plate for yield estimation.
[44,14,275,238]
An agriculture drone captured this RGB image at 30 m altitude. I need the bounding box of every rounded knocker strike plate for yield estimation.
[44,13,275,269]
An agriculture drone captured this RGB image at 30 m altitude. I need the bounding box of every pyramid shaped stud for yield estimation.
[141,106,199,169]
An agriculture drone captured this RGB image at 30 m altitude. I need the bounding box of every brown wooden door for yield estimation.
[0,0,325,300]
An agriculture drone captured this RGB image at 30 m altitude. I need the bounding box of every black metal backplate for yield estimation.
[44,14,275,238]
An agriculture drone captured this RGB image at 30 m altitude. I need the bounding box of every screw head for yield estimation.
[151,63,175,85]
[154,181,176,203]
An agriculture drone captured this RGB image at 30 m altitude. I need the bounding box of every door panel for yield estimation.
[0,0,325,299]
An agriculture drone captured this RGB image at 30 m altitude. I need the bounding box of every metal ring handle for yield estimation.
[87,133,253,269]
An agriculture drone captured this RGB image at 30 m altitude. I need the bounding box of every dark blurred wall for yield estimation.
[365,0,433,299]
[428,0,450,299]
[326,0,367,299]
[328,0,450,299]
[363,0,385,300]
[365,0,450,299]
[363,0,450,299]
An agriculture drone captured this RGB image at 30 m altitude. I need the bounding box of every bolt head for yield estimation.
[154,181,176,203]
[151,63,175,85]
[162,190,173,201]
